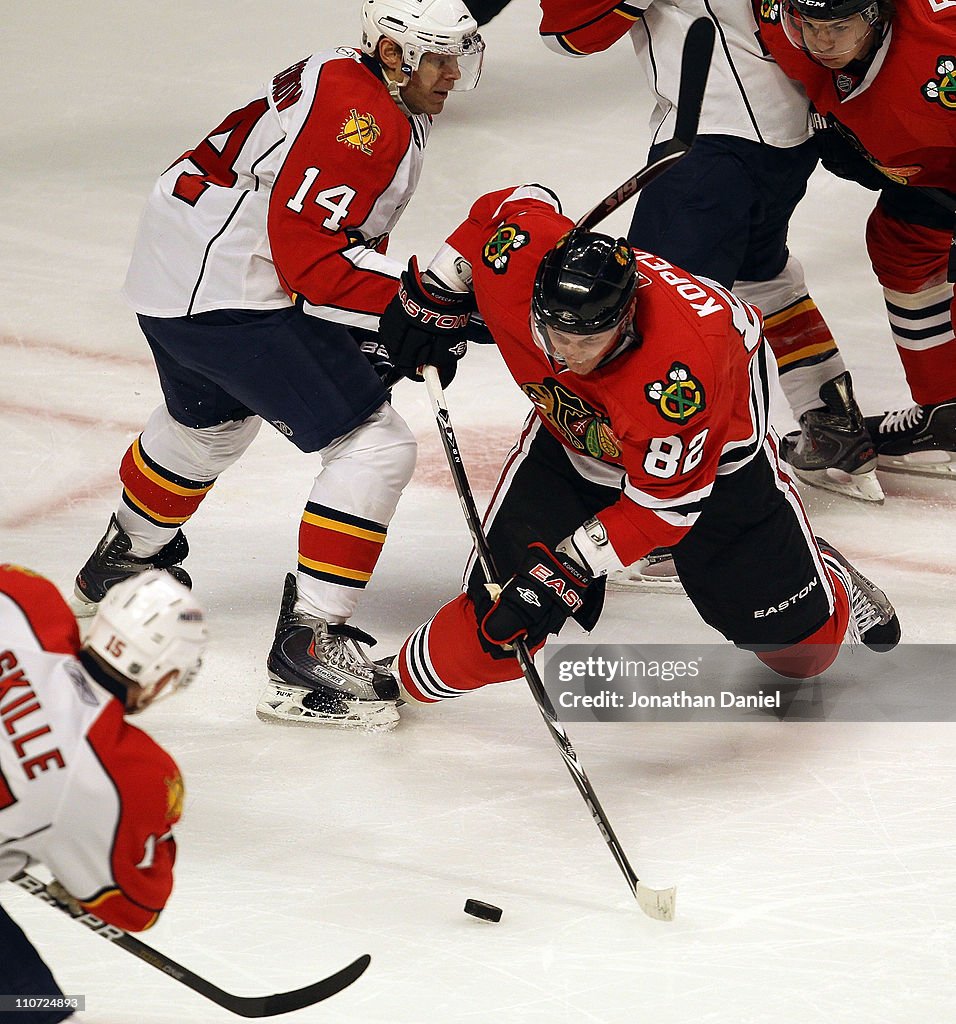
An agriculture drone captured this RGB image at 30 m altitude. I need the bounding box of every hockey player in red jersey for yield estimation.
[757,0,956,476]
[377,185,900,707]
[0,565,206,1024]
[71,0,484,731]
[538,1,883,505]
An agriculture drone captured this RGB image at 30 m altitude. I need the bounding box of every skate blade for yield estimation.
[877,451,956,478]
[256,685,400,732]
[69,590,99,618]
[791,464,885,504]
[607,558,684,594]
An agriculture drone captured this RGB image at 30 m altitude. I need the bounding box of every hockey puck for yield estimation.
[463,899,502,922]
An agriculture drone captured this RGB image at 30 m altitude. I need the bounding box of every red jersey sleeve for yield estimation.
[79,703,183,932]
[539,1,643,55]
[445,185,567,269]
[0,565,80,657]
[267,59,414,317]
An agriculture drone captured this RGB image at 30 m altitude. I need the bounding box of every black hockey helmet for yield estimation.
[532,230,638,336]
[787,0,879,19]
[781,0,887,57]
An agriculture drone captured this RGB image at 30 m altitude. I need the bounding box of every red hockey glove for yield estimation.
[480,542,592,650]
[378,257,474,387]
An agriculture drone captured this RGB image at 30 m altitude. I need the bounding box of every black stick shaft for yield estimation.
[9,871,370,1017]
[575,18,715,231]
[422,368,674,920]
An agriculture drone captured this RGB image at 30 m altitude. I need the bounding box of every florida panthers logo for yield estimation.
[337,109,381,155]
[482,224,530,274]
[923,57,956,110]
[522,379,622,460]
[645,362,706,424]
[165,773,185,822]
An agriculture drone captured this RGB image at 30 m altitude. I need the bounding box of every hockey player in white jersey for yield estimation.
[539,1,882,505]
[0,565,206,1024]
[71,0,484,731]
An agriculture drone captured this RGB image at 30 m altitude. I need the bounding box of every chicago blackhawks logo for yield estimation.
[522,379,622,461]
[337,109,381,155]
[482,223,530,274]
[827,118,921,183]
[923,56,956,109]
[758,0,780,23]
[645,362,706,424]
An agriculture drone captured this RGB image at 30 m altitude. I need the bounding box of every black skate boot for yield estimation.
[780,372,883,503]
[818,540,901,652]
[258,573,400,730]
[73,514,191,616]
[864,399,956,477]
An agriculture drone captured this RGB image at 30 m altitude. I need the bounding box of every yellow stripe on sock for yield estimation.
[776,340,837,369]
[300,511,386,543]
[298,556,373,582]
[122,489,191,525]
[131,439,213,497]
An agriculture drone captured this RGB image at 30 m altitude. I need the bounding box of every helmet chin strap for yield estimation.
[383,63,413,114]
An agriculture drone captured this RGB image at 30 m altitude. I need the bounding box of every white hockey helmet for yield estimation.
[361,0,484,90]
[83,570,207,713]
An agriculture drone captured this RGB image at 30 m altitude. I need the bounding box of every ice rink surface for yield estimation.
[2,2,955,1021]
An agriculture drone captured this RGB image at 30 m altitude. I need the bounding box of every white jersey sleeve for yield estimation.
[539,0,811,148]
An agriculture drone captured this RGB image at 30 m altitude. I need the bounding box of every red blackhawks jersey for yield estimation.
[0,565,182,932]
[124,49,432,326]
[442,186,774,567]
[757,0,956,188]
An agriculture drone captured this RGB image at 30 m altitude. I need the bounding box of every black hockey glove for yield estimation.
[810,110,887,192]
[480,542,592,650]
[466,311,495,346]
[378,257,474,387]
[351,327,396,385]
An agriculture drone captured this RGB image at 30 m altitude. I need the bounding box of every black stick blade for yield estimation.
[216,954,372,1018]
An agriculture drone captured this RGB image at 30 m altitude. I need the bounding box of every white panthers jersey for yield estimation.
[124,48,432,326]
[540,0,811,149]
[0,565,182,931]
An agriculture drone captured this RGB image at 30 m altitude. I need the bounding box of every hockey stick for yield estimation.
[574,17,715,232]
[422,366,676,921]
[9,871,370,1017]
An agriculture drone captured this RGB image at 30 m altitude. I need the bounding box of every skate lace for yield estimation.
[316,630,374,679]
[821,549,884,645]
[849,587,883,641]
[879,405,923,433]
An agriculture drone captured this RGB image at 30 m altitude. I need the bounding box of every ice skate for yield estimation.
[864,399,956,477]
[606,548,683,593]
[73,513,191,616]
[818,540,900,652]
[257,573,400,731]
[780,373,883,503]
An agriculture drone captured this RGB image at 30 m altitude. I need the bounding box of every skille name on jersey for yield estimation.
[0,650,65,781]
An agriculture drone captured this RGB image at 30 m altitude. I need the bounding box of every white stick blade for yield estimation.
[637,883,677,921]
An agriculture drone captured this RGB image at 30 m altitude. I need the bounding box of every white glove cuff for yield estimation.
[559,518,626,578]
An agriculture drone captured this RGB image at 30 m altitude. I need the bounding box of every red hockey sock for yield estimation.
[398,594,527,703]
